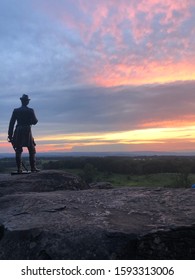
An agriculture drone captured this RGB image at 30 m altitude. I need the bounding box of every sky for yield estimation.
[0,0,195,154]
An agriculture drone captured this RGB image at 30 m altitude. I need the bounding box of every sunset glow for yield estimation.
[33,125,195,153]
[1,0,195,154]
[92,60,195,87]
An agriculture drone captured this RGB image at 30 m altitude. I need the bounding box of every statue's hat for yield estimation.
[20,94,30,101]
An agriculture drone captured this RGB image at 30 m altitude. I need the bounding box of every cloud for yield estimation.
[1,0,195,93]
[0,0,195,152]
[24,80,195,137]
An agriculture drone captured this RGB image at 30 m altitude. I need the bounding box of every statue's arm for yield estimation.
[30,109,38,125]
[8,110,16,140]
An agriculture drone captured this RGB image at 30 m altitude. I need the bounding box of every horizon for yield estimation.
[2,150,195,159]
[1,0,195,154]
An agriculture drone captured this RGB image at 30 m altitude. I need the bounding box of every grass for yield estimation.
[96,172,177,187]
[62,168,194,188]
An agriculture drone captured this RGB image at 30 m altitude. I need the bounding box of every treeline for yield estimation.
[1,156,195,176]
[42,156,195,175]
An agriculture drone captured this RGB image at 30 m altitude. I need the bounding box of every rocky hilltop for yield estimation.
[0,170,194,260]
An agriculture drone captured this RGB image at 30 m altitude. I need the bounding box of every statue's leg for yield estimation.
[28,146,40,172]
[15,147,23,173]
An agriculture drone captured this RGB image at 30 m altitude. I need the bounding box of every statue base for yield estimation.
[11,171,31,175]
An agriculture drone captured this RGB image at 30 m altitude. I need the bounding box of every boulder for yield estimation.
[0,170,89,195]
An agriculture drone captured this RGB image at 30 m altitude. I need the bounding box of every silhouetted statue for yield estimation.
[8,94,39,173]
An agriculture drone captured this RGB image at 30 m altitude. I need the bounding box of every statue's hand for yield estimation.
[7,136,12,142]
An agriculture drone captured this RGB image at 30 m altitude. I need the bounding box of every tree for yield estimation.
[81,163,97,183]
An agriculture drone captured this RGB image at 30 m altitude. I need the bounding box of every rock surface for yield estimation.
[0,170,194,259]
[0,170,89,195]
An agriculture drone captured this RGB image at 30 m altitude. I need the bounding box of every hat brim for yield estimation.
[20,97,30,100]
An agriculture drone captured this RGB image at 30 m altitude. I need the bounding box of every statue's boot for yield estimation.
[16,154,22,173]
[29,153,40,172]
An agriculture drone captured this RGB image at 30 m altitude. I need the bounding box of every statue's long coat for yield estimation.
[8,106,38,149]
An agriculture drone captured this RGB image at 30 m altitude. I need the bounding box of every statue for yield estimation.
[8,94,40,173]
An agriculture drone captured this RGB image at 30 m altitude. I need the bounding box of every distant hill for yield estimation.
[1,151,195,159]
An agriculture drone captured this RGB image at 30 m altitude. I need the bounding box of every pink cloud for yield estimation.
[80,0,192,42]
[32,0,195,87]
[35,0,193,45]
[35,0,193,41]
[90,58,195,87]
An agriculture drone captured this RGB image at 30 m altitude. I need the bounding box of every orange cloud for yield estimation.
[92,59,195,87]
[34,124,195,153]
[141,115,195,129]
[36,143,74,153]
[36,139,195,153]
[0,142,10,148]
[0,142,13,153]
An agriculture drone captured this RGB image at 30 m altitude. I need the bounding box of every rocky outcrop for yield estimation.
[0,170,89,195]
[0,170,194,259]
[136,225,195,260]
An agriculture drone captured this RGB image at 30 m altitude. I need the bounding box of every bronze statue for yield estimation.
[8,94,39,173]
